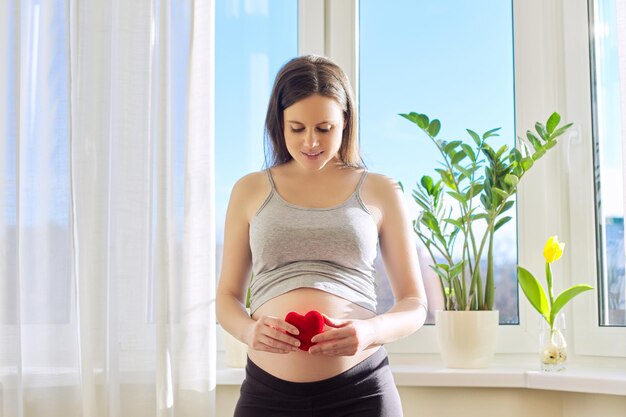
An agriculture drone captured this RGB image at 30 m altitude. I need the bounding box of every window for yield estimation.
[589,0,626,327]
[359,0,517,324]
[1,0,71,325]
[215,0,298,276]
[214,0,626,357]
[566,0,626,357]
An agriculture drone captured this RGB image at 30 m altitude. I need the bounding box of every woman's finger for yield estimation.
[311,324,355,343]
[253,333,299,353]
[260,325,301,348]
[262,316,300,336]
[322,314,348,328]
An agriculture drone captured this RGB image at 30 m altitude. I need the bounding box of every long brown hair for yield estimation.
[264,55,362,168]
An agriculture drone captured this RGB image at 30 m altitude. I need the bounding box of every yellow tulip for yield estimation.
[543,236,565,264]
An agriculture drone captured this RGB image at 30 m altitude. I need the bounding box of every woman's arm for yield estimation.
[216,175,301,354]
[368,175,428,343]
[310,175,427,355]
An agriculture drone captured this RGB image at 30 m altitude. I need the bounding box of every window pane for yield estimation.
[359,0,517,324]
[589,0,626,326]
[215,1,298,278]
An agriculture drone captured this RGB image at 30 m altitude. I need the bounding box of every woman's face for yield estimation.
[283,94,345,171]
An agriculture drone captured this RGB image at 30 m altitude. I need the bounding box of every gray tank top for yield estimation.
[248,169,379,314]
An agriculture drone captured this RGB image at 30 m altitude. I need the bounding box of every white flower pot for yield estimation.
[435,310,499,369]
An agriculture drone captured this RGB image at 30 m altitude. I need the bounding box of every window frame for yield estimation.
[567,0,626,357]
[304,0,626,356]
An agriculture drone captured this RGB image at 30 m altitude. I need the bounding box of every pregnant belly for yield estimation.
[248,287,380,382]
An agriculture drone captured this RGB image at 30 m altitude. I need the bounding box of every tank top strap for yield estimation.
[355,170,368,194]
[265,168,276,191]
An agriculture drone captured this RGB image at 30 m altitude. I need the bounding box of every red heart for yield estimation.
[285,310,325,351]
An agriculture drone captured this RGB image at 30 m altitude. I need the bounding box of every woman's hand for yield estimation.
[243,315,301,354]
[308,315,376,356]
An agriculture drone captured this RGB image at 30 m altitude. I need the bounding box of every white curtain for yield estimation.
[0,0,216,416]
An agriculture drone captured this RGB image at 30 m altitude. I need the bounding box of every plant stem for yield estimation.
[430,134,472,308]
[485,227,495,310]
[546,262,555,330]
[418,233,449,307]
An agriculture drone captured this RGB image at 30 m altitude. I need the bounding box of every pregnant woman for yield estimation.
[216,55,427,417]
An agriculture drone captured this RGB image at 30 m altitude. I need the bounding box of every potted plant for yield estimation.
[517,236,593,371]
[400,111,573,368]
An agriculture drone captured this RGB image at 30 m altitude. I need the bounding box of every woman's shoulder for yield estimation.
[229,170,273,219]
[362,171,403,196]
[232,170,268,190]
[360,170,407,215]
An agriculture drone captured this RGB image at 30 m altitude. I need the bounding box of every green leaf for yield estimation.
[492,187,510,200]
[444,140,462,155]
[421,212,440,232]
[496,144,509,158]
[550,122,574,140]
[480,193,491,210]
[520,157,534,171]
[483,151,495,165]
[398,181,404,192]
[467,129,481,146]
[436,168,455,188]
[451,150,467,165]
[518,140,531,158]
[546,112,561,134]
[532,148,547,160]
[430,265,450,281]
[517,266,550,321]
[472,213,490,221]
[535,122,548,141]
[447,190,465,201]
[461,143,476,161]
[416,114,430,130]
[449,261,465,278]
[464,184,484,200]
[544,140,558,150]
[413,195,430,211]
[435,263,450,272]
[421,175,434,193]
[443,218,463,228]
[550,284,594,324]
[526,131,542,149]
[428,119,441,137]
[484,171,493,189]
[504,174,519,187]
[398,113,415,123]
[482,127,502,139]
[456,165,473,180]
[501,200,515,212]
[494,216,512,231]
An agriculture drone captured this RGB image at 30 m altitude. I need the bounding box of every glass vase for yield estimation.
[539,313,567,371]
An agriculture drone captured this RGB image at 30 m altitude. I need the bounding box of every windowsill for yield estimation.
[216,352,626,396]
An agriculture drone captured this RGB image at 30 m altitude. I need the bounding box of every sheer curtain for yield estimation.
[0,0,216,416]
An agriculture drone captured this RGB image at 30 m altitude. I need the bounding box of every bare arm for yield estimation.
[368,176,428,344]
[216,175,300,353]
